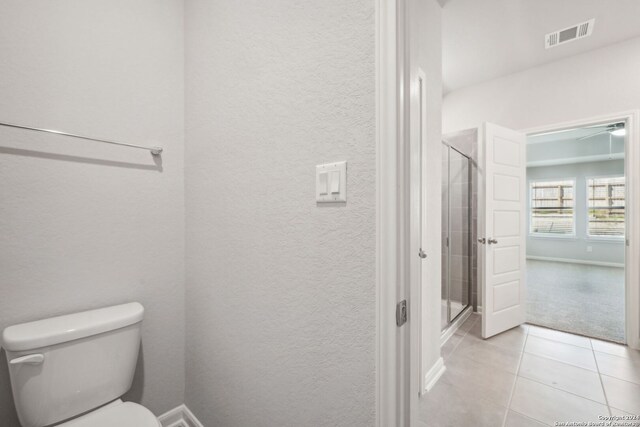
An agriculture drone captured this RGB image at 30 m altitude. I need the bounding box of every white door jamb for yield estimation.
[376,0,410,426]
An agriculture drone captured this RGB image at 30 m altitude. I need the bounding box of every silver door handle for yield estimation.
[488,238,498,245]
[418,248,427,259]
[477,238,486,244]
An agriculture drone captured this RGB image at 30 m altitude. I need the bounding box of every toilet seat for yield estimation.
[58,400,160,427]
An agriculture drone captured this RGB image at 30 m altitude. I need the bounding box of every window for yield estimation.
[530,180,575,235]
[587,176,625,237]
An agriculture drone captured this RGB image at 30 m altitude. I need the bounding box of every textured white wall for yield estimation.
[184,0,376,425]
[443,36,640,133]
[0,1,185,424]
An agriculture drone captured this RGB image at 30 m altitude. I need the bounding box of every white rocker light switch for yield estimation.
[316,161,347,203]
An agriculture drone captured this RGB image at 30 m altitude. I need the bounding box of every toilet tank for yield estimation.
[1,302,144,427]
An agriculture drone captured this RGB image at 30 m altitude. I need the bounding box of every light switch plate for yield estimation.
[316,161,347,202]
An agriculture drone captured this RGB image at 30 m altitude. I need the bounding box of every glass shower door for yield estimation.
[441,146,450,331]
[448,148,470,321]
[442,144,471,330]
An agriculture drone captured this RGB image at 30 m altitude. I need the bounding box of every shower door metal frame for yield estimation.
[442,142,473,328]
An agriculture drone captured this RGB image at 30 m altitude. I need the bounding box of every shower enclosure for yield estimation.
[441,142,472,331]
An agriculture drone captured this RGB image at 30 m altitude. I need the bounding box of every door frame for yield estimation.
[376,0,410,426]
[521,110,640,350]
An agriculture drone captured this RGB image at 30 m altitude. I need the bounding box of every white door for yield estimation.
[479,123,527,338]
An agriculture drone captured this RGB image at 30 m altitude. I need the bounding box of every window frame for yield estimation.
[528,177,577,238]
[585,174,626,241]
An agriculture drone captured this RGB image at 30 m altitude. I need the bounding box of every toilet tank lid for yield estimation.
[2,302,144,352]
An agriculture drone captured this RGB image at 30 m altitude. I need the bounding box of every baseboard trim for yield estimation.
[423,357,446,394]
[526,255,624,268]
[628,335,640,351]
[158,405,203,427]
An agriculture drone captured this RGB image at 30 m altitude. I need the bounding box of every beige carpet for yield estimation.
[526,259,625,343]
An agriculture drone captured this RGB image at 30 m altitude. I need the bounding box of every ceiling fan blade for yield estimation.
[577,129,610,141]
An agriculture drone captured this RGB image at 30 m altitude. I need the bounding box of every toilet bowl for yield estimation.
[1,302,159,427]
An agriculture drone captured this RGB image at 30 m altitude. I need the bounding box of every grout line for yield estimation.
[448,322,618,426]
[445,313,478,358]
[600,372,640,386]
[592,347,640,361]
[508,409,548,427]
[522,346,599,373]
[525,334,608,374]
[501,324,530,427]
[527,321,623,346]
[527,330,594,351]
[522,349,598,373]
[514,334,618,407]
[591,338,613,417]
[517,374,610,407]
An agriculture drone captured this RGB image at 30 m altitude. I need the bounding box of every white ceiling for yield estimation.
[442,0,640,93]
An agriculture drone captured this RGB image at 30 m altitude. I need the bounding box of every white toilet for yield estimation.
[1,302,160,427]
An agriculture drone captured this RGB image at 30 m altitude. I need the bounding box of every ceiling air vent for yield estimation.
[545,19,595,49]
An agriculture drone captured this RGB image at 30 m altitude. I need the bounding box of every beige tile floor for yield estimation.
[420,314,640,427]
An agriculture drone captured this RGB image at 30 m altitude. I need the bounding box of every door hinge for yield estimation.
[396,300,407,327]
